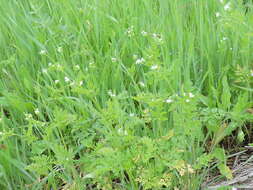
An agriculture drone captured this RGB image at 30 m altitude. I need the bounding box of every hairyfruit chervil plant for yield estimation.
[0,0,252,189]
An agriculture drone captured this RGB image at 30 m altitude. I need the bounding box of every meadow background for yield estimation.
[0,0,252,189]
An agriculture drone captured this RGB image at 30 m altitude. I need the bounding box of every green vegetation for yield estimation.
[0,0,252,189]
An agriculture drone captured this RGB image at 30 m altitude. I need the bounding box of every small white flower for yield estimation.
[215,12,221,17]
[189,93,195,98]
[64,77,70,82]
[224,2,231,11]
[129,113,135,117]
[74,65,80,70]
[25,113,32,120]
[48,62,52,67]
[79,81,83,86]
[126,26,134,37]
[57,46,63,53]
[39,49,47,55]
[55,80,60,84]
[108,90,116,97]
[118,128,128,135]
[165,98,173,103]
[135,58,145,65]
[34,108,40,115]
[186,99,190,103]
[152,33,158,38]
[42,68,47,73]
[111,57,117,62]
[0,131,3,135]
[141,31,148,36]
[56,64,62,70]
[150,65,158,70]
[139,81,145,87]
[152,33,163,43]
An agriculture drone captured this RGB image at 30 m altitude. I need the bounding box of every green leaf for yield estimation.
[221,76,231,110]
[213,148,226,163]
[237,129,245,143]
[218,163,233,180]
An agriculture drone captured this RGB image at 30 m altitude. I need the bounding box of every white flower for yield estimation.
[42,68,47,73]
[141,31,148,36]
[55,80,60,84]
[56,64,62,70]
[165,98,173,103]
[48,62,52,67]
[224,2,231,11]
[135,58,145,65]
[64,77,70,82]
[139,81,145,87]
[129,113,135,117]
[0,132,3,135]
[189,93,195,98]
[74,65,80,70]
[126,26,134,37]
[215,12,221,17]
[186,99,190,103]
[152,33,163,43]
[79,81,83,86]
[57,47,63,53]
[34,108,40,115]
[111,57,117,62]
[150,65,158,70]
[152,33,158,38]
[118,128,128,135]
[108,90,116,97]
[25,113,32,120]
[39,49,47,55]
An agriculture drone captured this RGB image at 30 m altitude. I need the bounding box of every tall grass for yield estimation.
[0,0,252,189]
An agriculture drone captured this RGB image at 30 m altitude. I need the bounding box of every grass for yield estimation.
[0,0,252,189]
